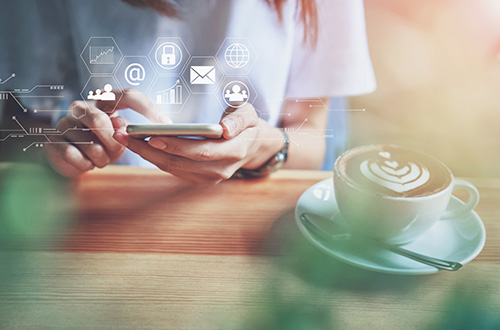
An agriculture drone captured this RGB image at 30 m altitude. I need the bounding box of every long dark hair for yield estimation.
[121,0,318,45]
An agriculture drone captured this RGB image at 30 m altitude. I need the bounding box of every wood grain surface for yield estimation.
[0,167,499,329]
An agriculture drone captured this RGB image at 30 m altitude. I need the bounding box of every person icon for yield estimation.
[87,90,95,100]
[225,84,248,102]
[100,83,116,101]
[94,89,102,101]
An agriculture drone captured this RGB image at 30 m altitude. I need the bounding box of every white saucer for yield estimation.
[294,178,486,275]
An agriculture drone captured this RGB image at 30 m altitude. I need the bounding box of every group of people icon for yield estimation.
[87,83,116,101]
[224,84,248,102]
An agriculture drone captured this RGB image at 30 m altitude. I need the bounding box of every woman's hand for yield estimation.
[113,104,285,184]
[46,90,171,177]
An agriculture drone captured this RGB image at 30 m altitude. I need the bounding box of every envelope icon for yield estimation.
[190,66,216,85]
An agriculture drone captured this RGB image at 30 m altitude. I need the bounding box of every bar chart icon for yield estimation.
[156,80,182,105]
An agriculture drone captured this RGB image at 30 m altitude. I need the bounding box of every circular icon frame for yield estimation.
[155,42,183,70]
[222,81,250,108]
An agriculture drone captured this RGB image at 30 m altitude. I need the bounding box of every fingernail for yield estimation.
[222,118,234,136]
[113,132,128,147]
[117,116,126,127]
[149,139,166,150]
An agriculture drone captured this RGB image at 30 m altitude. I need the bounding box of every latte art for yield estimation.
[360,152,430,194]
[335,145,451,198]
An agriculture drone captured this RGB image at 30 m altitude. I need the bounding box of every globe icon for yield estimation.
[224,43,250,69]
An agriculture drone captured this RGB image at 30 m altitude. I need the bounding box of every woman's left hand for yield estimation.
[113,104,284,184]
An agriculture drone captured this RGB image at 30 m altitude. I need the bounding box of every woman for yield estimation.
[9,0,375,183]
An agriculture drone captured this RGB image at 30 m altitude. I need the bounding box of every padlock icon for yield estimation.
[161,45,176,66]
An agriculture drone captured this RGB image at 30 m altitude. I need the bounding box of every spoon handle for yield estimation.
[300,213,463,271]
[371,239,462,271]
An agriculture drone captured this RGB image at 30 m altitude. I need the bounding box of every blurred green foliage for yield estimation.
[0,163,75,249]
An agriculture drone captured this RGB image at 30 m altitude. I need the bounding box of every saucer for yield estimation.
[294,178,486,275]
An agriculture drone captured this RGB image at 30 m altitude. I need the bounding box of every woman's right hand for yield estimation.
[46,90,171,177]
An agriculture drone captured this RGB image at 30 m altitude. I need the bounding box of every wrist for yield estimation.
[233,123,289,179]
[242,120,285,169]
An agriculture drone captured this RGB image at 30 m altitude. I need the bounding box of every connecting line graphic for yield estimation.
[0,84,65,113]
[12,84,64,93]
[4,116,95,151]
[265,97,367,112]
[0,73,15,84]
[242,121,335,147]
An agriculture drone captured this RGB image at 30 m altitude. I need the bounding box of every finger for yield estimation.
[113,132,235,178]
[68,102,123,154]
[96,90,172,124]
[110,115,127,131]
[46,138,95,173]
[147,136,246,162]
[220,103,259,139]
[60,118,117,168]
[113,132,193,171]
[67,134,110,168]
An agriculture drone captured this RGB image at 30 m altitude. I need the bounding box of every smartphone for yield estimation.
[126,123,223,139]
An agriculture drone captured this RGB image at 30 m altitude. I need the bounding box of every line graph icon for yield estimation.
[89,46,115,64]
[81,37,123,74]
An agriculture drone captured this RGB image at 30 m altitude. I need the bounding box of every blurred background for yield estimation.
[350,0,500,177]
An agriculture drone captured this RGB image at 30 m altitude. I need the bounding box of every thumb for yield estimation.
[110,114,128,133]
[220,103,258,139]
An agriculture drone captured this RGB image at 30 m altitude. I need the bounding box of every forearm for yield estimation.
[283,128,326,170]
[281,98,329,170]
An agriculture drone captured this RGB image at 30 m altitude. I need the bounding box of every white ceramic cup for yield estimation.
[333,146,479,245]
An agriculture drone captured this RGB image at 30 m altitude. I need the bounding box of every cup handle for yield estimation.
[442,179,479,219]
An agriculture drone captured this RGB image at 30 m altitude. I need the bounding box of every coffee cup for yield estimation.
[333,145,479,245]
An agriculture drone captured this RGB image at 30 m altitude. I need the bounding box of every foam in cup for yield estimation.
[336,145,451,198]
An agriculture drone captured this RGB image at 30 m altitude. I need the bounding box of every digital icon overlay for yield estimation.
[114,56,154,94]
[223,81,249,108]
[80,37,122,74]
[224,43,250,69]
[155,42,182,69]
[87,84,116,101]
[89,46,115,64]
[156,79,183,105]
[190,66,216,85]
[125,63,146,86]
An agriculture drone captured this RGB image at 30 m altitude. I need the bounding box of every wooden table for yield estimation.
[1,166,499,329]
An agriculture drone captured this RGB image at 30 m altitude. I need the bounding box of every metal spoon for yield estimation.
[300,212,462,271]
